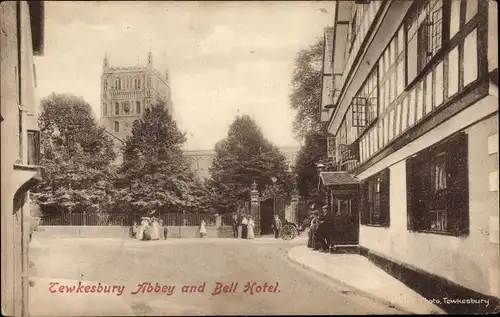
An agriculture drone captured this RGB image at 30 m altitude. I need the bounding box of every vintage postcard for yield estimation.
[1,0,499,316]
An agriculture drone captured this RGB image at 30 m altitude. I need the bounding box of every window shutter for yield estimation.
[447,132,469,236]
[380,168,391,227]
[359,181,368,225]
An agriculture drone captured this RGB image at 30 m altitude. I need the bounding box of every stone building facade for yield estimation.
[99,52,172,164]
[184,146,300,181]
[1,1,45,316]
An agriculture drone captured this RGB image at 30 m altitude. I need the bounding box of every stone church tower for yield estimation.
[100,52,173,163]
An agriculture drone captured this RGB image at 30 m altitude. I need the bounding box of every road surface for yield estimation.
[29,238,404,315]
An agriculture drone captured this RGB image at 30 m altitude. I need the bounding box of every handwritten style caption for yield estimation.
[48,281,280,296]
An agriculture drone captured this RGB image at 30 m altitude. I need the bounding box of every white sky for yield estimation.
[35,1,335,150]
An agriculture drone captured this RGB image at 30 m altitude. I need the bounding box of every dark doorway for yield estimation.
[329,193,359,245]
[259,199,274,235]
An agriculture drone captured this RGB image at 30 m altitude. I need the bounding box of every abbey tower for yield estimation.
[100,52,172,142]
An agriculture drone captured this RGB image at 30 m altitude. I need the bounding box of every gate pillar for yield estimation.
[249,181,260,236]
[291,190,299,224]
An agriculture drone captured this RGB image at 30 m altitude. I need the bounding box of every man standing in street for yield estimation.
[272,214,282,239]
[231,214,239,238]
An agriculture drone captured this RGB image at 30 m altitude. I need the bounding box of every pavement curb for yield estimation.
[286,247,425,315]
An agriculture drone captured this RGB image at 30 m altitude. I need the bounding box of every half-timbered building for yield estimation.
[319,0,498,312]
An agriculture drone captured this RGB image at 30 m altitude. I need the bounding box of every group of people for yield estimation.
[133,217,166,241]
[230,214,283,239]
[307,205,335,252]
[133,217,209,240]
[231,214,256,239]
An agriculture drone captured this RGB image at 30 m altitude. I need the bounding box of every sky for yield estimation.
[35,1,335,150]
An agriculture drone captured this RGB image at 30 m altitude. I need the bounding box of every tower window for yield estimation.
[115,78,120,90]
[114,121,120,132]
[134,78,139,89]
[115,102,120,115]
[123,102,130,114]
[136,101,141,114]
[103,103,108,116]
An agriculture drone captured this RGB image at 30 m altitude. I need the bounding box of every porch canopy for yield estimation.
[319,171,360,194]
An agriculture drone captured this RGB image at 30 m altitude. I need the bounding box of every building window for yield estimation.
[352,67,378,133]
[123,102,130,115]
[27,130,40,165]
[406,132,469,236]
[114,102,120,115]
[115,78,121,90]
[406,0,445,84]
[114,121,120,132]
[360,168,390,227]
[102,103,107,116]
[352,97,367,127]
[136,101,141,114]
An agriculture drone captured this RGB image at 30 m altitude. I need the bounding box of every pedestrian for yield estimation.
[150,216,161,240]
[307,214,318,248]
[231,214,239,238]
[132,221,138,239]
[241,215,248,239]
[199,220,207,238]
[137,217,148,241]
[314,205,330,251]
[158,219,166,240]
[272,214,282,239]
[247,216,255,239]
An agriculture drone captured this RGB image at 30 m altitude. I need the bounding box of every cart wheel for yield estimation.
[281,224,297,240]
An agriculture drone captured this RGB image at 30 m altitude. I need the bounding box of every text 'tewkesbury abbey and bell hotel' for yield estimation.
[317,0,498,310]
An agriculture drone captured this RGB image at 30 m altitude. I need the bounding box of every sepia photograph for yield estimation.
[1,0,499,315]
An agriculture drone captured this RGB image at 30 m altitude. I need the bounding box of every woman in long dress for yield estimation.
[241,215,248,239]
[137,217,149,241]
[247,216,255,239]
[158,219,166,240]
[150,217,161,240]
[199,220,207,238]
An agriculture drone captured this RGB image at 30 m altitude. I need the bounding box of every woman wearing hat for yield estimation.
[247,215,255,239]
[137,217,150,241]
[308,213,319,248]
[241,215,249,239]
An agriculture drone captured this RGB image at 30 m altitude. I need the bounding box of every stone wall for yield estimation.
[34,226,235,239]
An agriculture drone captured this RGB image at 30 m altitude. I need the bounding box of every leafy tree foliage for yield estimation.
[293,130,329,208]
[114,101,204,213]
[207,115,293,214]
[32,93,116,213]
[289,38,324,139]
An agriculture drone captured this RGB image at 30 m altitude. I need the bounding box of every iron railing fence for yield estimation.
[40,212,235,227]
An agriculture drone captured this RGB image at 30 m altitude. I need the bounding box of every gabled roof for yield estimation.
[319,171,360,186]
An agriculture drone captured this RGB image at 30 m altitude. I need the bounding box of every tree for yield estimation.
[114,100,202,213]
[31,93,116,214]
[207,115,293,214]
[293,130,329,209]
[289,38,324,140]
